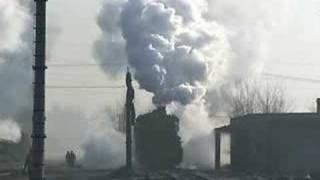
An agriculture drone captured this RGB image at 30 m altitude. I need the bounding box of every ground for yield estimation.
[0,161,232,180]
[0,162,314,180]
[0,167,235,180]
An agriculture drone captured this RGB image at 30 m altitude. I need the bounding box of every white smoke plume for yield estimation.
[0,120,21,143]
[96,0,227,168]
[45,106,89,160]
[96,0,230,105]
[205,0,293,116]
[94,0,128,74]
[0,0,29,51]
[95,0,289,168]
[121,0,230,105]
[81,109,125,169]
[0,0,33,141]
[167,101,215,168]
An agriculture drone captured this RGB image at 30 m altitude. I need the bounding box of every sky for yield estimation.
[42,0,320,159]
[47,0,109,111]
[262,0,320,110]
[46,0,152,112]
[45,0,154,159]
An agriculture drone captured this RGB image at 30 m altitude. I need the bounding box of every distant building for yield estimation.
[216,110,320,174]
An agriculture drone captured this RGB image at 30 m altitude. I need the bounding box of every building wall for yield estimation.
[231,114,320,174]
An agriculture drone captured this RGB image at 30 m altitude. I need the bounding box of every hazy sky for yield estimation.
[47,0,125,112]
[45,0,153,158]
[263,0,320,111]
[28,0,320,160]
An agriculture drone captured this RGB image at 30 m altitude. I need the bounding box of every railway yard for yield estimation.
[0,162,236,180]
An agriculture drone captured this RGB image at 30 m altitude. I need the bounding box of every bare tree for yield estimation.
[226,81,292,117]
[103,103,126,133]
[306,100,319,113]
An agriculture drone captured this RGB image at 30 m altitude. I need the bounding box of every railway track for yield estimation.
[159,171,180,180]
[187,172,211,180]
[159,170,211,180]
[0,168,215,180]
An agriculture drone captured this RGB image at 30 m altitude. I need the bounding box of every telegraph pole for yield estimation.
[125,69,136,172]
[30,0,47,179]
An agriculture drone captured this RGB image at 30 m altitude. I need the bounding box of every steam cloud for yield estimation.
[95,0,289,168]
[96,0,288,105]
[96,0,228,168]
[97,0,229,105]
[0,0,33,141]
[82,110,125,169]
[0,120,21,143]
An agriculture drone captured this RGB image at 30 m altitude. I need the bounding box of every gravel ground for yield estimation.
[0,168,255,180]
[0,163,316,180]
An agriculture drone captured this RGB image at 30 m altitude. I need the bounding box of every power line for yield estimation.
[45,73,320,91]
[47,62,126,67]
[46,85,125,89]
[47,73,320,90]
[263,73,320,84]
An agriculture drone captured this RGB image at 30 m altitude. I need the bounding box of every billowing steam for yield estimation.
[94,0,127,74]
[97,0,229,105]
[205,0,288,116]
[0,0,33,141]
[0,120,21,143]
[94,0,226,169]
[95,0,288,168]
[82,109,125,169]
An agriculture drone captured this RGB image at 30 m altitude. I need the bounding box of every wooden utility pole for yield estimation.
[125,69,135,171]
[30,0,47,179]
[215,130,221,169]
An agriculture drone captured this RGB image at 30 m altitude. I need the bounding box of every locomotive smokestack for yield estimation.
[30,0,48,179]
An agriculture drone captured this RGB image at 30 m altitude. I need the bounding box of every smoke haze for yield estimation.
[81,109,125,169]
[0,0,303,170]
[0,0,33,141]
[0,120,21,143]
[0,0,60,145]
[94,0,294,169]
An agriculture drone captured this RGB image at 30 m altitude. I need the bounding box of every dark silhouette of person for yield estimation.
[65,151,71,167]
[70,151,76,167]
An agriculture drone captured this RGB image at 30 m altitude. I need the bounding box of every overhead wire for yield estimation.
[47,63,126,67]
[45,60,128,91]
[12,59,320,90]
[262,73,320,84]
[45,73,320,90]
[46,85,125,89]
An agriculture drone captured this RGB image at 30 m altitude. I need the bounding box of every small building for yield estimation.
[215,113,320,174]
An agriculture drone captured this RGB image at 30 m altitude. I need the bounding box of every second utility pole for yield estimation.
[125,69,135,172]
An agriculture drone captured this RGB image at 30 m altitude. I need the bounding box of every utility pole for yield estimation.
[125,69,136,172]
[30,0,47,180]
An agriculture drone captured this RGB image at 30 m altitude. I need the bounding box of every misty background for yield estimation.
[1,0,320,169]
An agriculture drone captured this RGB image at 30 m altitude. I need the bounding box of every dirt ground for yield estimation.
[0,162,234,180]
[0,162,315,180]
[0,169,234,180]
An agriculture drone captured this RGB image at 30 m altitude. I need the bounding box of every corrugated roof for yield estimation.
[233,113,320,119]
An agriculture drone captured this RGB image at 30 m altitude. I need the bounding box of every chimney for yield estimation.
[317,98,320,113]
